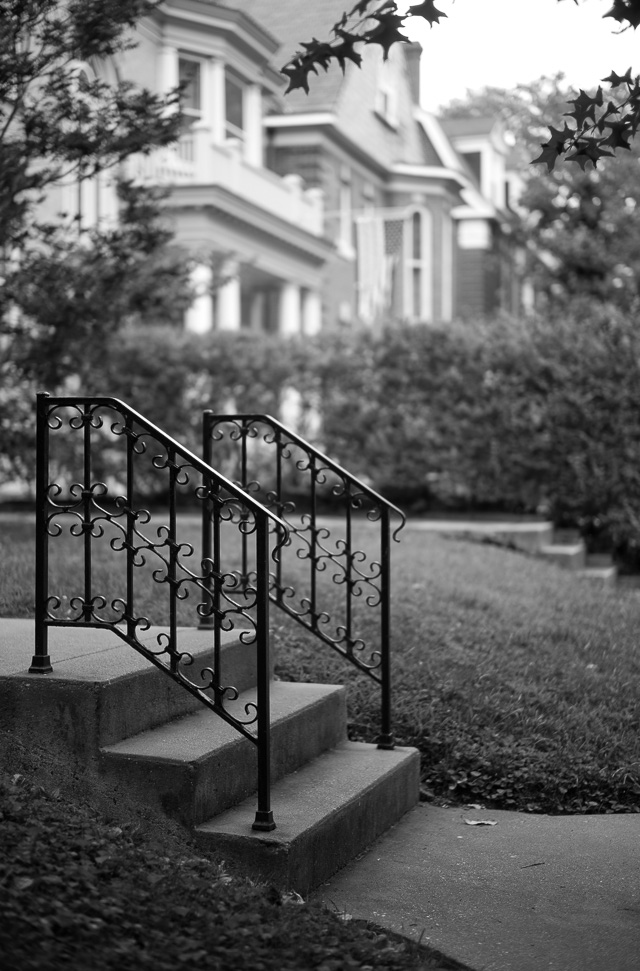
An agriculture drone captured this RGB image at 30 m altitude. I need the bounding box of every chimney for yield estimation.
[405,42,422,105]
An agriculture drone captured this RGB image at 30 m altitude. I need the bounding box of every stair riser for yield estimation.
[1,636,269,758]
[195,748,420,894]
[539,546,586,571]
[101,687,348,826]
[98,636,266,747]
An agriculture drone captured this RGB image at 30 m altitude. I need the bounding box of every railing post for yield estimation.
[31,392,52,674]
[252,514,275,831]
[377,506,394,749]
[200,411,214,628]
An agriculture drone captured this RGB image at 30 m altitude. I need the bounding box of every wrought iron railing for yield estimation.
[202,413,405,749]
[31,393,288,832]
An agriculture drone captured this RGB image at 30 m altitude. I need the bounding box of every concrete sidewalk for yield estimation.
[313,802,640,971]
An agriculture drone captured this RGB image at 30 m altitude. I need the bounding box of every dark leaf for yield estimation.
[408,0,448,26]
[363,10,407,59]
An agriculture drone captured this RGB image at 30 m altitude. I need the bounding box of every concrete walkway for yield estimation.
[313,802,640,971]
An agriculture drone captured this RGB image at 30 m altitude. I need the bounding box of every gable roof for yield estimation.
[247,0,351,111]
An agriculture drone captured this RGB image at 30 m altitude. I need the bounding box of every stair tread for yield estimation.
[101,681,345,762]
[196,741,418,843]
[33,626,245,683]
[577,566,618,578]
[539,542,585,554]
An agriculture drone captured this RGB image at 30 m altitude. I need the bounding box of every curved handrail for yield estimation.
[33,393,286,832]
[206,412,406,538]
[203,411,405,749]
[44,396,290,535]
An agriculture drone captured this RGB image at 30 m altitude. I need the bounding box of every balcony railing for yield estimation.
[127,125,324,237]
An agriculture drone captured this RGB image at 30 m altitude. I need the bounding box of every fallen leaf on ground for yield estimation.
[463,819,498,826]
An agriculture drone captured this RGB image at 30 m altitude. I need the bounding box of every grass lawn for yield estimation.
[1,514,639,815]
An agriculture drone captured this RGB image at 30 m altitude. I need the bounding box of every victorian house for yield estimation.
[39,0,522,332]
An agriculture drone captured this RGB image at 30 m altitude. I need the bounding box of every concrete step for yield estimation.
[101,681,347,826]
[195,741,420,895]
[538,541,587,571]
[577,554,618,587]
[0,624,265,757]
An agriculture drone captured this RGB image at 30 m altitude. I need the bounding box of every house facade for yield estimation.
[40,0,523,331]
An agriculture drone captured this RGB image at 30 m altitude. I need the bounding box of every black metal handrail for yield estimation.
[202,412,405,749]
[32,393,289,832]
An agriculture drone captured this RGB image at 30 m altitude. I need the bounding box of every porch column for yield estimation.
[279,282,301,336]
[244,83,263,166]
[159,45,179,100]
[211,59,225,144]
[302,289,322,335]
[185,263,213,333]
[217,259,241,331]
[200,57,214,129]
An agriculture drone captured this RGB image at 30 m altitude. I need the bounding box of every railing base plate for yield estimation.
[28,655,53,674]
[252,810,276,832]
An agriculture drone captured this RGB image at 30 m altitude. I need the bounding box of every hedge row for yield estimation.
[4,306,640,559]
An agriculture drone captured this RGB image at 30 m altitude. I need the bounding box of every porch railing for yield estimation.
[202,413,405,749]
[31,393,288,832]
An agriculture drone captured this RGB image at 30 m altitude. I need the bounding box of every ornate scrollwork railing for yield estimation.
[31,393,289,832]
[202,413,405,749]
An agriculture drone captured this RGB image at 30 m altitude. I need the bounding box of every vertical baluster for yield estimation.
[345,488,353,657]
[126,414,135,640]
[275,427,283,600]
[252,514,275,831]
[212,483,222,694]
[377,505,394,749]
[240,420,249,589]
[168,447,178,673]
[201,413,214,629]
[31,393,52,673]
[83,403,92,622]
[309,454,317,628]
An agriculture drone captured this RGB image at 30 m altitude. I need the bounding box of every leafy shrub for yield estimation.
[310,309,640,558]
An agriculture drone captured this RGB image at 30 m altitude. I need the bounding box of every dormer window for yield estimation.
[375,58,398,128]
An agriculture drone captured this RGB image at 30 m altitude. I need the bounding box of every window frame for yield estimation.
[403,206,433,322]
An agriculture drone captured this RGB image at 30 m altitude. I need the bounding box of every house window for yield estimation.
[338,167,354,257]
[225,71,244,143]
[375,58,398,128]
[178,57,202,128]
[404,208,432,321]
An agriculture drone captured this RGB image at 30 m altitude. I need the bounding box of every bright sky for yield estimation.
[401,0,640,111]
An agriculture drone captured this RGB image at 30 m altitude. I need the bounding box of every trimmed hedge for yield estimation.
[4,307,640,559]
[310,309,640,562]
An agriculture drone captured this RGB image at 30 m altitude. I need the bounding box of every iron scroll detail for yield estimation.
[33,393,288,832]
[202,412,405,750]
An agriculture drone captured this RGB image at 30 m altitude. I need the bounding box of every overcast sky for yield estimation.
[401,0,640,111]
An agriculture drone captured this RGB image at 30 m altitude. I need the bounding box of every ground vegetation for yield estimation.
[2,518,639,816]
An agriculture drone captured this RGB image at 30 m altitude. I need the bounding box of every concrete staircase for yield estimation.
[536,528,618,586]
[1,621,419,895]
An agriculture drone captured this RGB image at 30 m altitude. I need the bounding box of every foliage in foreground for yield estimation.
[0,766,450,971]
[283,0,640,171]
